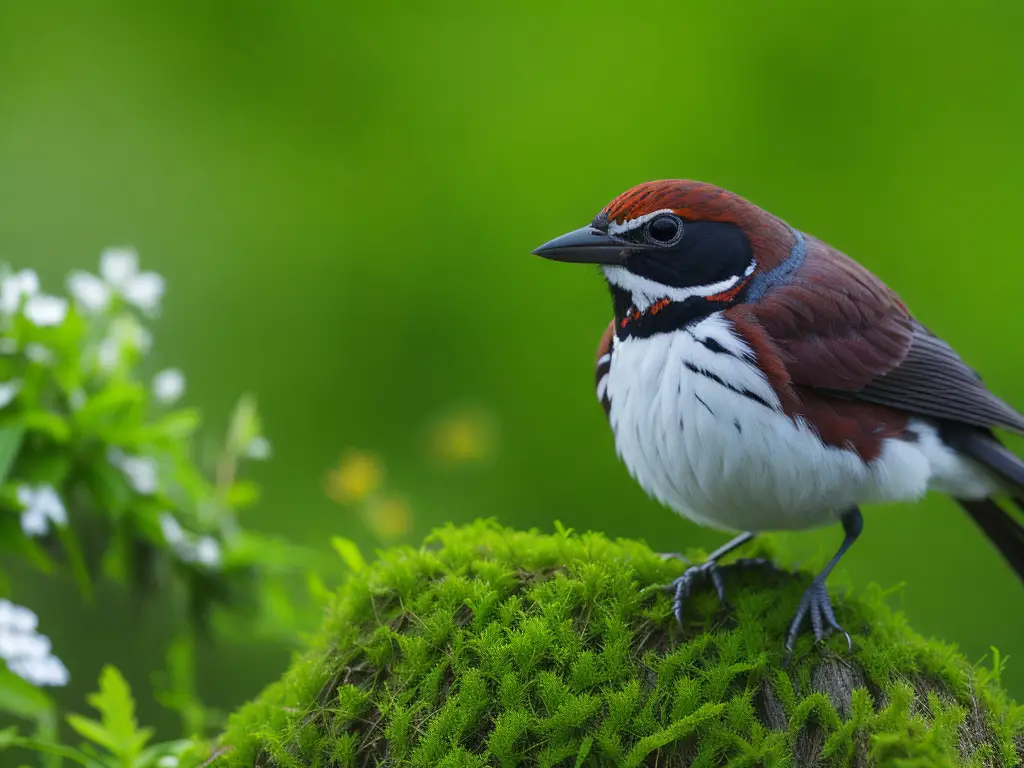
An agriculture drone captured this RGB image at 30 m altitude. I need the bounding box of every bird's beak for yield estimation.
[531,225,637,264]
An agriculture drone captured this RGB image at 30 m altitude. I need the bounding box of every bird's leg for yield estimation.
[663,531,780,627]
[783,507,863,666]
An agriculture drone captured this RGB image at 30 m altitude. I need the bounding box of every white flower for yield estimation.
[0,599,68,687]
[99,247,165,315]
[0,338,17,355]
[122,273,165,313]
[244,436,272,461]
[0,599,37,633]
[8,655,69,687]
[23,295,68,327]
[193,537,222,568]
[24,344,53,365]
[118,455,159,495]
[159,514,222,570]
[0,379,21,409]
[159,513,186,547]
[157,757,180,768]
[68,389,86,410]
[100,248,139,285]
[109,449,159,495]
[152,368,185,405]
[96,315,153,372]
[67,271,112,314]
[16,485,67,537]
[0,270,39,315]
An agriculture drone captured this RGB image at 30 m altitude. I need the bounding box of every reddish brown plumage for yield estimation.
[598,180,919,461]
[602,180,796,271]
[726,305,910,461]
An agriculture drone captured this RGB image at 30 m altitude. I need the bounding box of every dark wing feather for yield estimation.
[747,236,1024,585]
[750,235,1024,435]
[857,321,1024,434]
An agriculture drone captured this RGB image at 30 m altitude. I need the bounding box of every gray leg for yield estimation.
[664,531,778,627]
[783,507,863,666]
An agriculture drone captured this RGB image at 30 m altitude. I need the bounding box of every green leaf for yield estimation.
[67,666,153,764]
[74,381,145,438]
[225,394,261,457]
[224,480,260,510]
[65,714,121,754]
[16,411,71,443]
[137,409,202,444]
[331,536,365,572]
[57,524,94,600]
[0,726,102,768]
[0,426,24,485]
[0,666,55,722]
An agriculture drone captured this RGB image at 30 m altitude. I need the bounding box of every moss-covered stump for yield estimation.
[211,521,1023,767]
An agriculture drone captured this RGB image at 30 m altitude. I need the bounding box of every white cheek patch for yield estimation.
[602,261,756,312]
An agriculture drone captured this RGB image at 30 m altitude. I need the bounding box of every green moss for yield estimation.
[208,521,1024,766]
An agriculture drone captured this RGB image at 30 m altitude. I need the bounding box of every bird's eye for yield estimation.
[645,215,683,246]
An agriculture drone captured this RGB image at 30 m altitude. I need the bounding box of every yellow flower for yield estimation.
[364,495,412,539]
[427,405,498,467]
[325,450,384,504]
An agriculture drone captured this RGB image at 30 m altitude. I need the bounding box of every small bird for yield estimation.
[533,180,1024,659]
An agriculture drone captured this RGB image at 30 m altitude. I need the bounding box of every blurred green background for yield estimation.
[2,0,1023,740]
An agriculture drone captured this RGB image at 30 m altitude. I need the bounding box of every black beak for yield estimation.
[531,225,639,264]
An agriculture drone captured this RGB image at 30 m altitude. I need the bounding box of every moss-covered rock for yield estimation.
[210,521,1023,767]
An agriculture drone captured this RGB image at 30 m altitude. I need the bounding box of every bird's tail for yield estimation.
[945,429,1024,584]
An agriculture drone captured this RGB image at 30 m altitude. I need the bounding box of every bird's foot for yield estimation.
[783,578,851,667]
[663,557,781,628]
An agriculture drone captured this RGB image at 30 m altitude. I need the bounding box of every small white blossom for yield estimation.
[0,599,37,633]
[157,757,180,768]
[8,655,69,687]
[23,295,68,327]
[108,447,159,494]
[0,599,68,687]
[0,270,40,315]
[159,513,186,547]
[68,389,86,410]
[193,537,222,568]
[0,339,18,355]
[99,248,139,285]
[24,344,53,365]
[96,315,153,372]
[118,455,159,495]
[16,485,67,537]
[0,379,21,409]
[98,247,165,315]
[159,514,222,570]
[244,436,272,461]
[121,272,165,314]
[152,368,185,405]
[67,271,112,314]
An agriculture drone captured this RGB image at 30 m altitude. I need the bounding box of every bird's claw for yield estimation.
[664,557,781,628]
[783,579,851,667]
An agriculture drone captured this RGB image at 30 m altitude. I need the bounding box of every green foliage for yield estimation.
[0,255,328,625]
[212,521,1024,766]
[0,255,343,755]
[0,665,200,768]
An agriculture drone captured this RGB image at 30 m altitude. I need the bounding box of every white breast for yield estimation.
[603,314,986,532]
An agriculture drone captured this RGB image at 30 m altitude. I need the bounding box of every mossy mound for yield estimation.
[210,521,1023,767]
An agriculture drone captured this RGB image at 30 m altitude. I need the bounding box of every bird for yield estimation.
[532,179,1024,661]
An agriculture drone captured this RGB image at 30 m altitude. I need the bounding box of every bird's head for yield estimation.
[533,180,799,337]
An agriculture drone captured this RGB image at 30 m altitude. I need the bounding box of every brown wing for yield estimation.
[595,321,614,418]
[743,234,1024,435]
